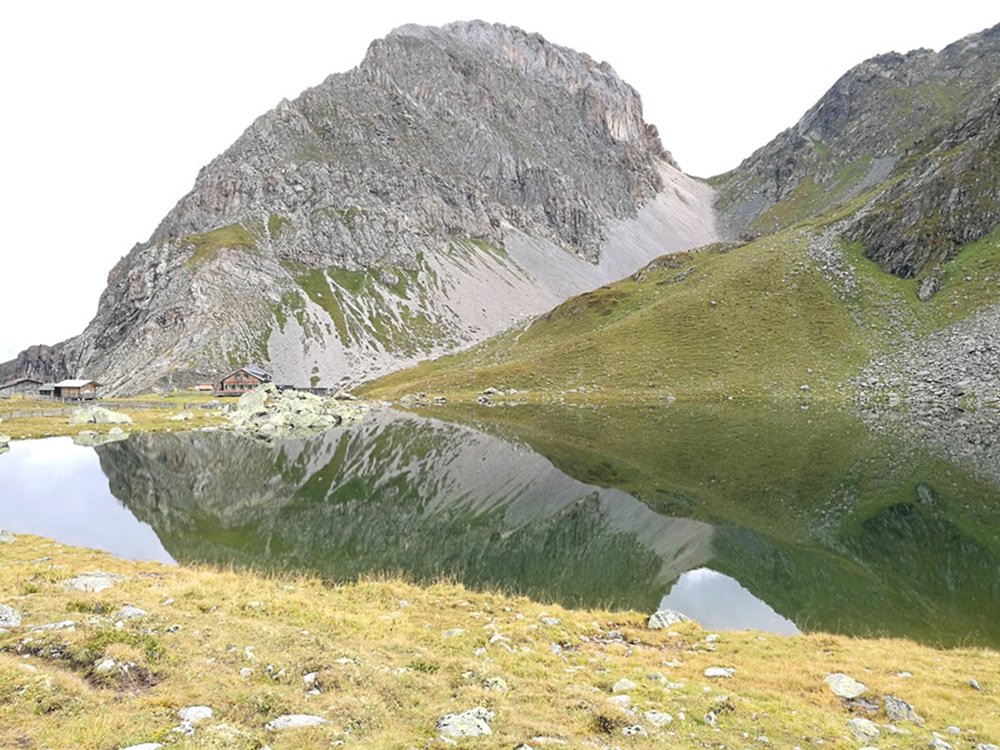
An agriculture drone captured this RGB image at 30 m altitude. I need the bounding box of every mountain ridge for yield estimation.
[1,20,714,394]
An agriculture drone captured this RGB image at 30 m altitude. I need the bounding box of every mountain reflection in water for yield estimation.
[2,403,999,647]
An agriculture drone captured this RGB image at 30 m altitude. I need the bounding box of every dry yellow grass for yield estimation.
[0,534,997,749]
[0,394,225,440]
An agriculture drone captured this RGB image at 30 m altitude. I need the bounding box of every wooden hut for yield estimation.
[217,364,271,396]
[0,377,43,398]
[52,379,99,400]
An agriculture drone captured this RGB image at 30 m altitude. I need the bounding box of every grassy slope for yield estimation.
[0,393,224,440]
[1,535,998,750]
[361,225,1000,403]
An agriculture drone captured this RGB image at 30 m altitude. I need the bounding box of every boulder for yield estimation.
[884,695,922,724]
[435,707,494,738]
[825,672,867,699]
[68,407,133,425]
[647,608,691,630]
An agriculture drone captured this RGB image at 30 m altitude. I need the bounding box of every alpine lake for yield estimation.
[2,401,999,649]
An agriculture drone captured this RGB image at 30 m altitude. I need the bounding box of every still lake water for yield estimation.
[2,404,999,647]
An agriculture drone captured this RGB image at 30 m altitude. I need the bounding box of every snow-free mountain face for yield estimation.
[2,21,715,393]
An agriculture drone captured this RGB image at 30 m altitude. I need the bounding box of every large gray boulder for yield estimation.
[69,407,133,426]
[226,384,369,441]
[0,604,22,629]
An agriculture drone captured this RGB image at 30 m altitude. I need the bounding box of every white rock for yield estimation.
[847,718,880,744]
[644,711,673,727]
[436,707,494,738]
[63,572,123,593]
[622,725,647,736]
[612,677,637,693]
[704,667,735,678]
[116,605,147,620]
[442,628,466,638]
[607,695,631,707]
[647,609,691,630]
[0,530,15,543]
[825,672,867,699]
[265,714,327,731]
[929,739,953,750]
[178,706,213,724]
[0,604,22,628]
[539,616,561,626]
[705,634,721,643]
[94,658,118,674]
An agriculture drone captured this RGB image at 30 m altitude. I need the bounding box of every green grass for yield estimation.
[183,224,256,268]
[362,220,1000,405]
[363,230,874,402]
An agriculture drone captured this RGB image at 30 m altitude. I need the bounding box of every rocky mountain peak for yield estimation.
[0,20,714,394]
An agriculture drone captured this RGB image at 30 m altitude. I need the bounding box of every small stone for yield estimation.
[435,707,494,738]
[976,744,998,750]
[847,717,880,743]
[928,739,953,750]
[0,530,15,544]
[116,605,147,620]
[968,678,982,690]
[622,725,647,736]
[240,668,253,679]
[644,711,673,727]
[442,628,466,638]
[896,671,913,678]
[612,677,637,693]
[94,658,118,674]
[825,672,867,699]
[607,694,631,707]
[705,633,721,643]
[704,711,717,727]
[303,672,319,686]
[178,706,213,724]
[647,609,690,630]
[0,604,22,629]
[264,714,327,731]
[704,667,734,678]
[947,727,961,735]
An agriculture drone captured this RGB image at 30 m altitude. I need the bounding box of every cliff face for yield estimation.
[2,21,715,393]
[714,22,1000,271]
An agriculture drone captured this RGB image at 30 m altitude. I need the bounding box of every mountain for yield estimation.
[714,22,1000,276]
[1,21,715,394]
[366,23,1000,402]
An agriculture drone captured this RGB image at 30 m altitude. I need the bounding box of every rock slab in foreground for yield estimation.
[62,572,124,593]
[436,707,495,737]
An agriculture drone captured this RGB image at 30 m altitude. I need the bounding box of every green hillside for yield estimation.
[362,222,1000,403]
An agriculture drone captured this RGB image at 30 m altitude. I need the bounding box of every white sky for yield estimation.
[1,1,996,363]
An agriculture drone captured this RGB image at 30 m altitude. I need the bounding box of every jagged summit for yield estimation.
[2,20,714,394]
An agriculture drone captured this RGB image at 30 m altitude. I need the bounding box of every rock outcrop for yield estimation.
[714,22,1000,267]
[1,21,715,394]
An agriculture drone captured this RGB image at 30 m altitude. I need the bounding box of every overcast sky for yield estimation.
[1,2,996,363]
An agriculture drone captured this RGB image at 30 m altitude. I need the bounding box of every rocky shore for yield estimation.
[854,302,1000,485]
[223,383,373,441]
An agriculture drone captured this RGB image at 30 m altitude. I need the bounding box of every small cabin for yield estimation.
[52,379,99,400]
[217,364,271,396]
[0,377,43,398]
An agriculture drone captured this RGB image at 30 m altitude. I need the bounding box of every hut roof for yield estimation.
[54,379,98,388]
